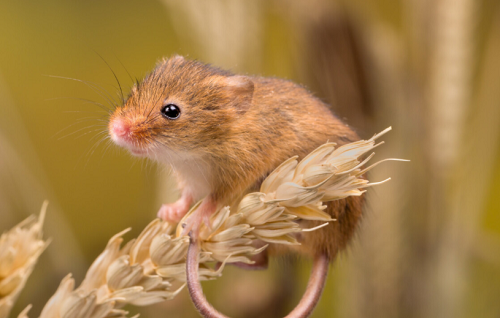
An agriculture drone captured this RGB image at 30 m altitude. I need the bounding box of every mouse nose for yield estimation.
[110,118,130,138]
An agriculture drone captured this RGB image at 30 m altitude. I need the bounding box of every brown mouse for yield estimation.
[108,56,364,317]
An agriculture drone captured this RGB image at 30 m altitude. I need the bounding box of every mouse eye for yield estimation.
[161,104,181,120]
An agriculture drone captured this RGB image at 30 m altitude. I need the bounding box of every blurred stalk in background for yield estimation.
[0,0,499,317]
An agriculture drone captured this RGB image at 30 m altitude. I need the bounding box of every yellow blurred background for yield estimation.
[1,0,500,317]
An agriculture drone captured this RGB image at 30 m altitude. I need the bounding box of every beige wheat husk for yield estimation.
[0,202,49,318]
[9,127,402,318]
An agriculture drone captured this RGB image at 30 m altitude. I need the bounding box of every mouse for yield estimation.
[108,55,364,316]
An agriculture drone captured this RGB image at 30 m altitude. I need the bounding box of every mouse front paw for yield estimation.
[157,200,190,223]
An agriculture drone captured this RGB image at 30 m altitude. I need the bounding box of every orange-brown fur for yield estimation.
[109,56,364,261]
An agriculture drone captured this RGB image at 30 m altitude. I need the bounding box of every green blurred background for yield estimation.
[1,0,500,317]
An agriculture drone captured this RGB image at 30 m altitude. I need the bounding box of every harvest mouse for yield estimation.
[108,56,364,315]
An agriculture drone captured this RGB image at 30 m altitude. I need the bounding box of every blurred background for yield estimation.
[1,0,499,317]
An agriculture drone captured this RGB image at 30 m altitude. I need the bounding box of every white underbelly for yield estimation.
[156,148,212,200]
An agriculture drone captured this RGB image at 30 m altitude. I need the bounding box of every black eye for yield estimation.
[161,104,181,119]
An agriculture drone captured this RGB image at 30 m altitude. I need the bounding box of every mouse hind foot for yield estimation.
[181,196,217,238]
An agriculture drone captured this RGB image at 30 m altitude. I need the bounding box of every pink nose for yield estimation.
[110,118,130,138]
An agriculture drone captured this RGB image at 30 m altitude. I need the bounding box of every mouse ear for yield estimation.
[222,75,254,112]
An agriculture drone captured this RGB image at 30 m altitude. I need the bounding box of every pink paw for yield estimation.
[181,202,215,238]
[157,201,190,223]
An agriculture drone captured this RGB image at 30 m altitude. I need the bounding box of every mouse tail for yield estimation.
[186,233,331,318]
[284,253,330,318]
[186,234,229,318]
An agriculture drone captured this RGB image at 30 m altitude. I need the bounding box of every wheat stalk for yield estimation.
[8,127,402,318]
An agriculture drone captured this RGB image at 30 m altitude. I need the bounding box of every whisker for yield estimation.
[46,75,119,111]
[99,139,116,162]
[145,86,166,122]
[53,118,106,139]
[89,129,109,142]
[46,96,112,114]
[114,54,136,86]
[143,113,162,126]
[72,127,108,141]
[62,111,108,115]
[95,52,125,105]
[86,134,110,164]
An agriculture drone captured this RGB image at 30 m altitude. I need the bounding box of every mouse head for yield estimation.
[108,56,254,160]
